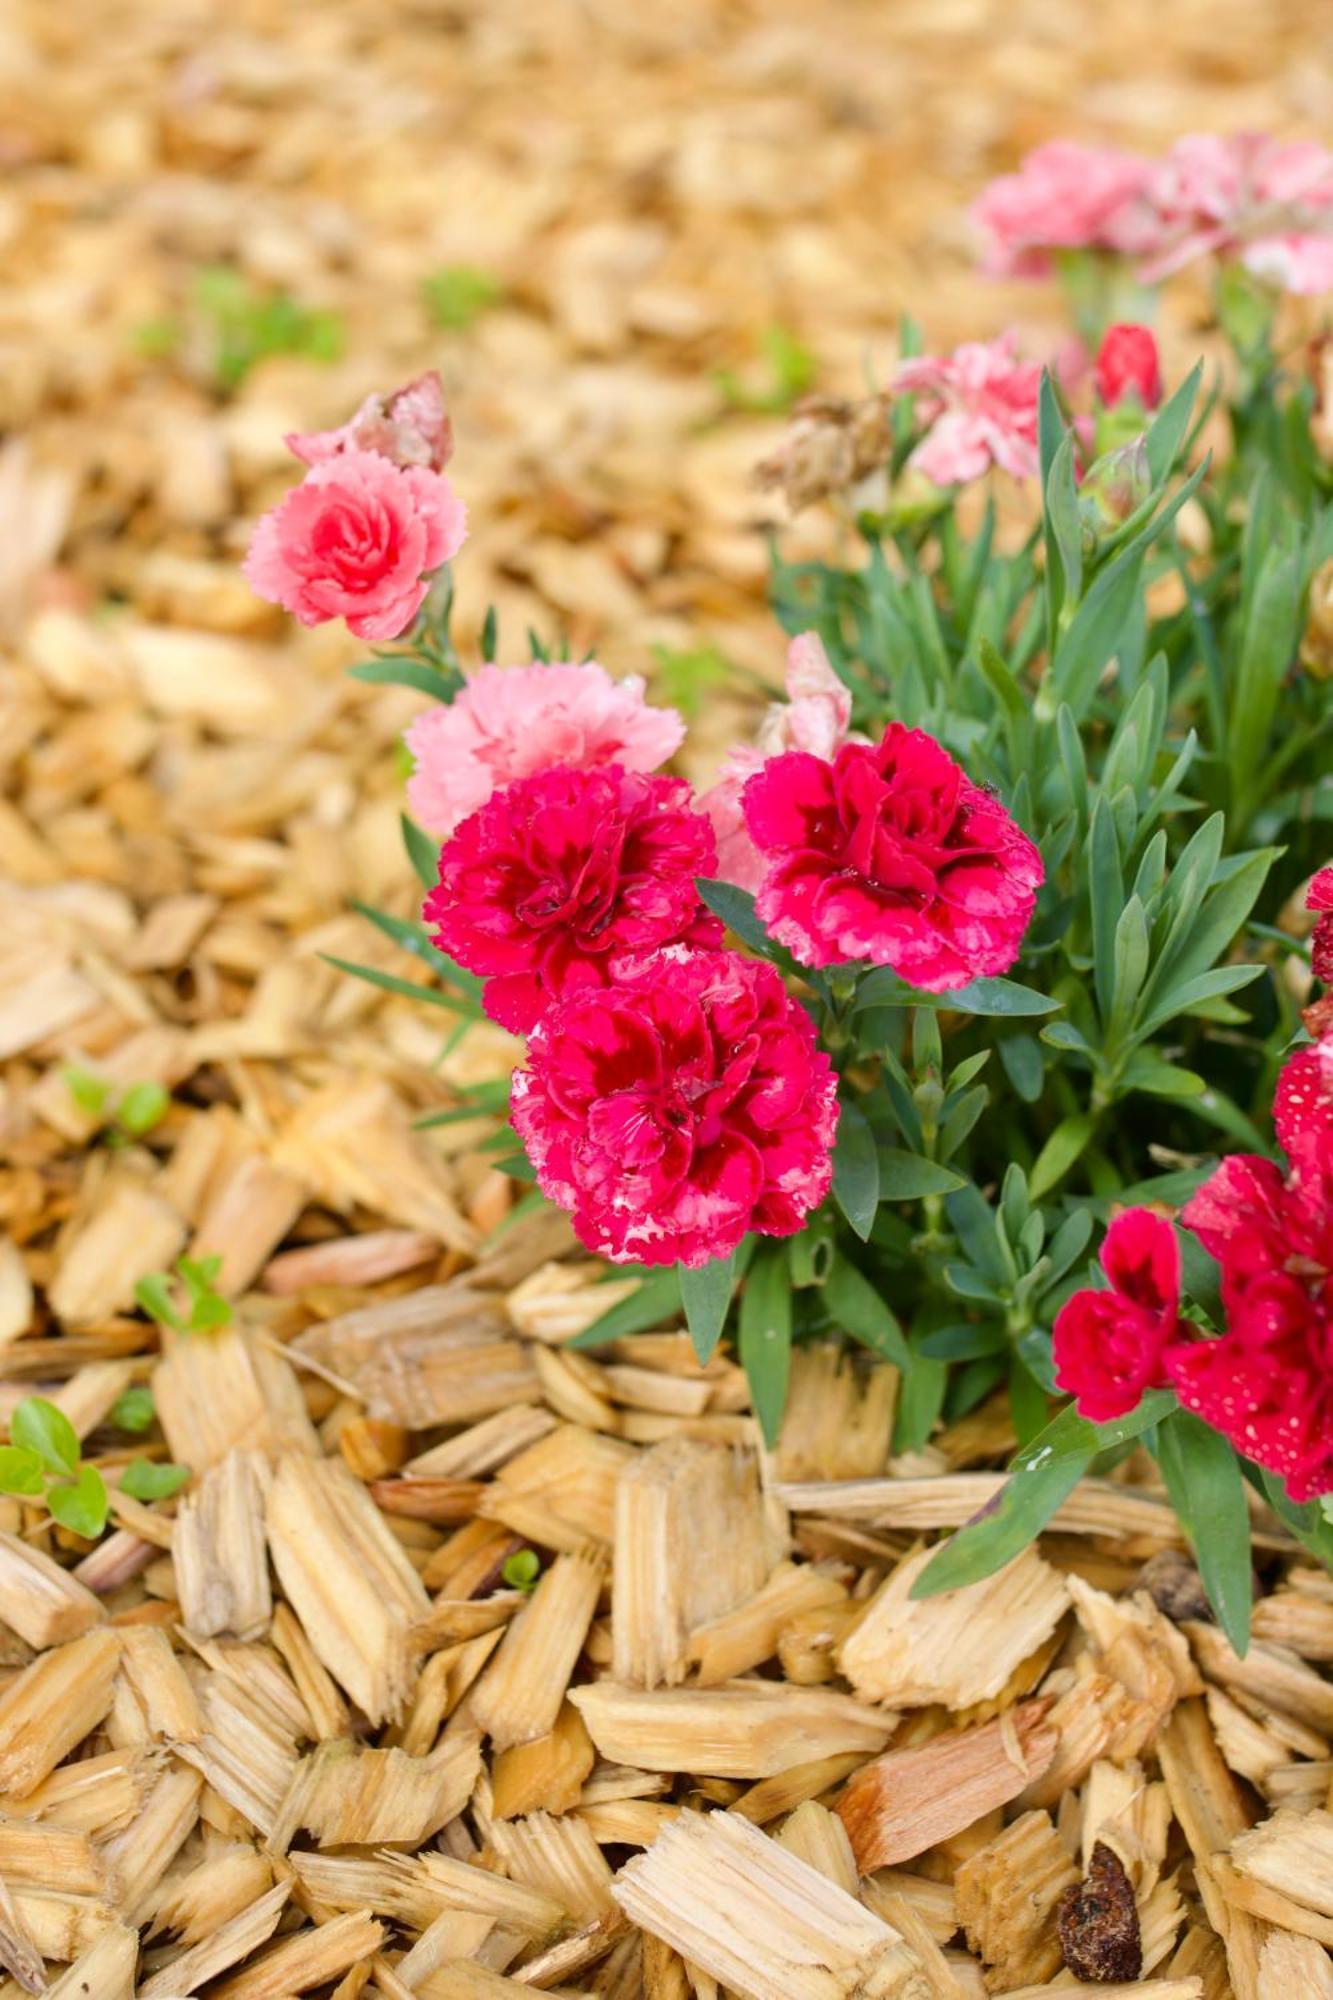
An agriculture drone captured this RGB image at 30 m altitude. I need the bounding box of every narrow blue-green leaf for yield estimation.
[911,1452,1092,1598]
[823,1254,910,1370]
[694,880,791,966]
[321,954,484,1019]
[1028,1112,1098,1201]
[832,1102,879,1241]
[855,971,1060,1017]
[1154,1409,1252,1655]
[738,1246,793,1447]
[568,1268,683,1349]
[400,813,439,890]
[878,1151,966,1201]
[1014,1388,1178,1469]
[1144,359,1202,482]
[678,1254,737,1365]
[349,656,462,702]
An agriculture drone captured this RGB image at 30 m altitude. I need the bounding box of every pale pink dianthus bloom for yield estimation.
[1142,134,1333,294]
[701,632,855,894]
[244,449,467,642]
[405,661,686,840]
[893,334,1043,487]
[970,141,1161,278]
[287,371,454,473]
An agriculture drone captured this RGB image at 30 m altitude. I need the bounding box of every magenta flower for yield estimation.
[701,633,855,895]
[892,335,1044,486]
[405,662,685,841]
[423,764,721,1034]
[742,723,1043,988]
[1093,323,1162,409]
[1142,134,1333,294]
[245,449,467,642]
[1052,1209,1182,1422]
[1309,864,1333,983]
[970,141,1161,277]
[287,371,454,473]
[511,947,839,1267]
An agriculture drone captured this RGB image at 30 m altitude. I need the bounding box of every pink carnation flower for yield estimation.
[892,335,1043,486]
[245,449,467,642]
[287,371,454,473]
[970,141,1161,277]
[742,723,1043,988]
[1094,323,1162,409]
[1309,864,1333,983]
[406,662,686,840]
[701,633,854,894]
[511,947,839,1267]
[423,764,721,1034]
[1052,1209,1182,1422]
[1142,134,1333,294]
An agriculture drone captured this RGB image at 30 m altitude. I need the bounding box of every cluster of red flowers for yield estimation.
[1054,866,1333,1502]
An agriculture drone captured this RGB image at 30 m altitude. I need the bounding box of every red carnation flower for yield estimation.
[1274,1037,1333,1171]
[1168,1151,1333,1500]
[1093,323,1163,409]
[1052,1208,1182,1421]
[1309,864,1333,983]
[742,725,1043,988]
[424,765,722,1034]
[510,947,840,1267]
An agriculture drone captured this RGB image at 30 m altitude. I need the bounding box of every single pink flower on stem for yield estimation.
[1142,133,1333,294]
[701,632,854,894]
[287,371,454,473]
[743,723,1043,987]
[406,661,686,840]
[892,335,1044,486]
[1094,323,1163,409]
[1308,864,1333,983]
[1052,1209,1182,1422]
[970,141,1161,277]
[245,449,467,641]
[511,946,840,1267]
[423,764,721,1034]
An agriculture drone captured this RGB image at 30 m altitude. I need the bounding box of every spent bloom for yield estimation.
[702,632,855,894]
[511,947,839,1267]
[743,723,1043,989]
[893,334,1043,486]
[1052,1209,1182,1422]
[245,449,467,642]
[423,764,720,1035]
[1143,133,1333,294]
[406,661,686,840]
[1093,323,1163,409]
[970,141,1160,277]
[286,370,454,473]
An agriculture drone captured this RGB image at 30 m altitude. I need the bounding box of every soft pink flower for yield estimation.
[1309,864,1333,982]
[406,662,685,840]
[892,335,1043,486]
[511,947,839,1267]
[743,723,1043,988]
[1142,134,1333,294]
[1052,1209,1182,1422]
[423,764,721,1034]
[287,371,454,473]
[970,141,1161,277]
[245,449,466,641]
[701,633,854,894]
[1094,323,1163,409]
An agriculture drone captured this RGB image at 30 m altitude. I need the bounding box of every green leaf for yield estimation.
[1045,431,1084,610]
[109,1387,156,1434]
[423,264,503,330]
[1144,359,1203,482]
[187,1293,233,1334]
[855,971,1060,1017]
[1154,1409,1252,1655]
[738,1247,793,1447]
[116,1081,171,1137]
[45,1464,109,1541]
[912,1451,1092,1598]
[134,1272,184,1331]
[877,1150,966,1201]
[679,1255,737,1365]
[62,1066,111,1120]
[321,954,483,1019]
[1028,1113,1098,1201]
[568,1269,683,1349]
[694,880,796,970]
[822,1254,910,1370]
[401,813,440,890]
[11,1397,80,1476]
[348,657,462,702]
[501,1548,541,1593]
[119,1458,192,1502]
[1014,1389,1178,1469]
[832,1103,879,1242]
[0,1445,45,1495]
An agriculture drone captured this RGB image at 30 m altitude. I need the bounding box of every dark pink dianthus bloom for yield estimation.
[1093,323,1163,409]
[510,947,840,1267]
[423,765,722,1035]
[742,724,1043,988]
[1309,864,1333,983]
[1052,1208,1182,1422]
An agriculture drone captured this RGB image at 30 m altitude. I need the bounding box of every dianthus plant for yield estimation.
[247,136,1333,1655]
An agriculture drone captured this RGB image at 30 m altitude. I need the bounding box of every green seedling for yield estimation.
[134,1254,232,1335]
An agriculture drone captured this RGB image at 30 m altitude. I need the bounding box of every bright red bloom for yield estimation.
[511,947,839,1267]
[1169,1151,1333,1500]
[1274,1037,1333,1170]
[1309,864,1333,983]
[1052,1209,1182,1421]
[423,765,721,1035]
[742,725,1043,988]
[1094,324,1163,410]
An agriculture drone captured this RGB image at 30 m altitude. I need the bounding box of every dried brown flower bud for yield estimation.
[1137,1549,1211,1625]
[1300,556,1333,681]
[1058,1841,1142,1983]
[756,393,894,513]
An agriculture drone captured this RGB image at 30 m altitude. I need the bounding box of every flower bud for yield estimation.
[1079,436,1152,534]
[1093,324,1162,411]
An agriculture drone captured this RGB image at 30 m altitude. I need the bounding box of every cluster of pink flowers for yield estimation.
[245,373,467,641]
[1055,865,1333,1502]
[973,132,1333,297]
